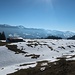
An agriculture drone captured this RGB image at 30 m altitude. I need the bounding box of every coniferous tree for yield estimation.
[0,32,6,40]
[0,32,1,40]
[2,31,6,40]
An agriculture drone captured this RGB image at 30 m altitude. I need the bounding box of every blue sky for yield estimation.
[0,0,75,31]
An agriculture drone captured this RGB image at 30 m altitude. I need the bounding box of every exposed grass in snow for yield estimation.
[0,42,10,46]
[1,39,75,75]
[19,63,35,66]
[25,54,40,59]
[6,44,27,54]
[7,58,75,75]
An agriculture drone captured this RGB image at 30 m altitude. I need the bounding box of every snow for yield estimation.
[0,39,75,75]
[0,40,6,42]
[40,67,46,71]
[41,63,48,66]
[0,63,37,75]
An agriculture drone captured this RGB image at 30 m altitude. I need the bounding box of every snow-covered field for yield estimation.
[0,39,75,75]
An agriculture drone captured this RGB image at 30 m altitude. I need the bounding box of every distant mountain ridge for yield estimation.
[0,24,25,28]
[0,24,75,39]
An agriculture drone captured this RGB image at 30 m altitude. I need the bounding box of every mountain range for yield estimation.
[0,24,75,39]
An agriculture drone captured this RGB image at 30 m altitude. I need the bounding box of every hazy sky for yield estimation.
[0,0,75,31]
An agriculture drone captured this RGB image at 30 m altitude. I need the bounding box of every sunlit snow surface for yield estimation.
[0,39,75,75]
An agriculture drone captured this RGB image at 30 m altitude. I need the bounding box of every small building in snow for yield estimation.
[7,34,24,42]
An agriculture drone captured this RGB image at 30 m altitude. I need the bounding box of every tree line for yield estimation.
[42,35,75,39]
[45,35,62,39]
[67,35,75,40]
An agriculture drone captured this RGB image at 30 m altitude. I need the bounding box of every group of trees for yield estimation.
[45,35,62,39]
[0,32,6,40]
[42,35,75,39]
[67,35,75,40]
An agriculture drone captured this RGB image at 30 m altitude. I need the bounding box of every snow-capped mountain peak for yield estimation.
[0,24,75,39]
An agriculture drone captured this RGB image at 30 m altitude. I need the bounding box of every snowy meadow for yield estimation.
[0,39,75,75]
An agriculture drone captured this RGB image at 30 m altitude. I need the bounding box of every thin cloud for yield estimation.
[36,0,54,9]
